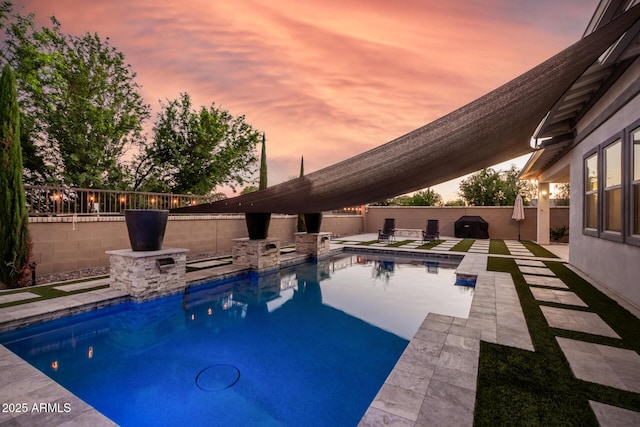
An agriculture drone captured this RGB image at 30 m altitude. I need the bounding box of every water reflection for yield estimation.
[372,260,395,284]
[3,253,470,377]
[0,252,474,427]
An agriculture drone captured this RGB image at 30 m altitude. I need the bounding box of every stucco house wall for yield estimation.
[568,57,640,307]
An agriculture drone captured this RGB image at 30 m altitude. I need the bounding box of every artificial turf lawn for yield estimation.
[451,239,475,252]
[488,239,509,255]
[416,239,445,250]
[474,257,640,425]
[358,240,380,246]
[386,239,414,247]
[0,281,110,308]
[521,240,559,258]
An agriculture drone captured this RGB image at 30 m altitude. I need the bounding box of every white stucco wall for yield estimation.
[569,58,640,307]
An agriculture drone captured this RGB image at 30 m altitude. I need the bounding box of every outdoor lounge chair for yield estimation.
[422,219,439,243]
[378,218,396,242]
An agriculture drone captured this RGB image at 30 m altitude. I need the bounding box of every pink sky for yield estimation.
[15,0,598,200]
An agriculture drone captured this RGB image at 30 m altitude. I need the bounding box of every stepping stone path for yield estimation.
[53,278,110,292]
[558,337,640,392]
[512,258,640,424]
[467,240,490,253]
[518,266,556,276]
[0,292,40,305]
[522,274,568,289]
[401,241,425,248]
[504,240,534,257]
[590,401,640,426]
[541,306,621,338]
[515,259,546,267]
[530,288,587,307]
[188,259,232,269]
[430,239,462,251]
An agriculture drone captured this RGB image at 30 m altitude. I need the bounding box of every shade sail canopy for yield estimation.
[172,5,640,215]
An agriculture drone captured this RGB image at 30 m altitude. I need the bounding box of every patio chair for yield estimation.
[378,218,396,242]
[422,219,439,243]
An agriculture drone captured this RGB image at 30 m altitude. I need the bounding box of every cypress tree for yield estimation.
[0,64,31,287]
[259,133,267,190]
[297,156,306,232]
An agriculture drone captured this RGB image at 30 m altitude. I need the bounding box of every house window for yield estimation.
[585,153,598,230]
[604,139,622,232]
[583,122,640,245]
[633,127,640,235]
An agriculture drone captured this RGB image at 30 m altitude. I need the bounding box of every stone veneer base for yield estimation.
[107,248,188,301]
[295,232,331,257]
[232,238,281,270]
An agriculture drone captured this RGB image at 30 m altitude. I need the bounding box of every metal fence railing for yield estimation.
[24,185,219,216]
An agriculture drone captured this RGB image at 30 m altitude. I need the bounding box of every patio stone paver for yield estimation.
[522,274,568,289]
[0,346,117,426]
[2,235,639,427]
[467,241,489,254]
[590,401,640,427]
[54,278,110,292]
[518,266,556,276]
[0,292,41,304]
[515,259,546,267]
[558,337,640,392]
[431,244,456,251]
[530,288,587,307]
[504,240,534,257]
[541,306,621,338]
[362,262,533,427]
[187,259,231,268]
[511,252,534,257]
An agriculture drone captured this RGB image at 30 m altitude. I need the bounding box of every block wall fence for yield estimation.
[364,206,569,241]
[28,206,568,276]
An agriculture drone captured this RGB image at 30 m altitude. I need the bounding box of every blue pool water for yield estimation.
[0,252,473,426]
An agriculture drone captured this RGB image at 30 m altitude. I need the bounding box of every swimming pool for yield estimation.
[0,252,473,426]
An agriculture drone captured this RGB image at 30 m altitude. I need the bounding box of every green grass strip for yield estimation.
[475,257,640,425]
[386,239,413,247]
[520,240,559,258]
[416,239,445,250]
[450,239,474,252]
[488,239,509,255]
[357,240,380,246]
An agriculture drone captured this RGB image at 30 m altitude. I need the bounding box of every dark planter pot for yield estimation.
[124,209,169,251]
[304,213,323,233]
[245,213,271,240]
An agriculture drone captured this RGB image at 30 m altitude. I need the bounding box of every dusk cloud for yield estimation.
[16,0,598,198]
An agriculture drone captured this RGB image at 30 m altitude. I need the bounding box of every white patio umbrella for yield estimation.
[512,194,525,240]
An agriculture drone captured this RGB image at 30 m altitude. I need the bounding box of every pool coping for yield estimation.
[0,245,538,426]
[358,252,534,425]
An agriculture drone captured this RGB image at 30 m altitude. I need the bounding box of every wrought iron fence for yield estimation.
[24,185,219,216]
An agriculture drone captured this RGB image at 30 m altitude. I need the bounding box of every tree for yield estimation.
[134,93,260,195]
[1,4,150,189]
[259,133,267,190]
[445,199,466,206]
[0,64,31,287]
[554,183,570,206]
[406,188,443,206]
[370,195,411,206]
[297,156,306,232]
[458,165,532,206]
[241,185,258,194]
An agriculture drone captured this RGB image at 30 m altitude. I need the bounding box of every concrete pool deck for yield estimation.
[1,236,639,426]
